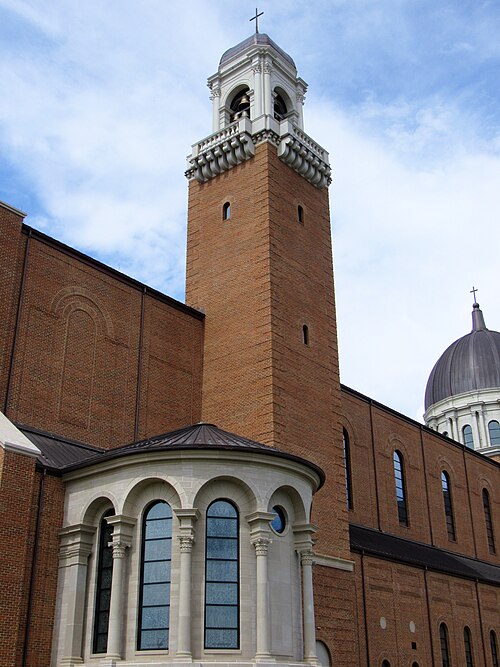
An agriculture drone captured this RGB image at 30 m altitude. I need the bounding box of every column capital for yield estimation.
[251,536,272,556]
[179,535,195,553]
[110,541,129,559]
[300,549,315,566]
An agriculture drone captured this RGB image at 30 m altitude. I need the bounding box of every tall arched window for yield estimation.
[491,630,499,667]
[488,420,500,445]
[440,623,451,667]
[393,451,408,526]
[205,500,239,649]
[441,471,456,541]
[223,202,231,221]
[464,626,474,667]
[138,501,172,650]
[463,424,474,448]
[343,429,353,510]
[93,509,114,654]
[482,489,496,554]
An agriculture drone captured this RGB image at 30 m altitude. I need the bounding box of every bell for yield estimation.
[238,94,250,118]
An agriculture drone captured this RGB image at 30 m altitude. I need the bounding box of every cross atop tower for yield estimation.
[470,286,479,304]
[250,8,264,34]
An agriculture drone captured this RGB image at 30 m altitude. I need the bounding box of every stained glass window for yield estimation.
[440,623,451,667]
[205,500,239,649]
[393,451,408,526]
[138,501,172,650]
[441,471,456,541]
[93,510,114,654]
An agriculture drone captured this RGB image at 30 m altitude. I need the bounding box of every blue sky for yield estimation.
[1,0,500,420]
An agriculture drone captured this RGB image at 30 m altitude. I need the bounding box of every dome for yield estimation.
[425,303,500,410]
[219,33,296,69]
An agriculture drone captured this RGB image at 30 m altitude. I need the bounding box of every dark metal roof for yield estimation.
[350,524,500,586]
[220,33,296,69]
[42,422,324,486]
[18,425,104,471]
[425,303,500,410]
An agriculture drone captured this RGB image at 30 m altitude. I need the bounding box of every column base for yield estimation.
[175,652,193,662]
[99,656,122,666]
[60,658,84,667]
[304,658,320,666]
[255,654,276,663]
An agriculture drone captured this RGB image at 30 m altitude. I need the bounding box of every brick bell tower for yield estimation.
[185,32,349,559]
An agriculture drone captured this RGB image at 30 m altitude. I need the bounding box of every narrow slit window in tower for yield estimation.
[298,205,304,224]
[223,202,231,220]
[441,471,456,541]
[302,324,309,346]
[483,488,496,554]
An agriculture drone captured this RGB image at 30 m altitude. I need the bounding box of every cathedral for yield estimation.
[0,32,498,667]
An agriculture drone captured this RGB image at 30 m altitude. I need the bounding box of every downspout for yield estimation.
[22,466,46,667]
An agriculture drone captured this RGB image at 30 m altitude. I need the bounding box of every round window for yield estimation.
[270,506,287,534]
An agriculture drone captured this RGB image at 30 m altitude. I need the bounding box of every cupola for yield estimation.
[186,32,331,188]
[424,300,500,459]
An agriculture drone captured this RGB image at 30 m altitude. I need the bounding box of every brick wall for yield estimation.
[3,230,204,448]
[186,142,348,560]
[0,204,27,415]
[0,448,38,666]
[342,387,500,562]
[348,552,500,667]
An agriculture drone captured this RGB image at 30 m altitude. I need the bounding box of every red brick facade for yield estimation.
[1,128,499,666]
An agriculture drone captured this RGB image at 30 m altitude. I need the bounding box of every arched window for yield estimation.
[440,623,451,667]
[297,205,304,224]
[464,626,474,666]
[138,501,172,650]
[463,424,474,448]
[482,489,496,554]
[302,324,309,346]
[343,428,353,510]
[230,87,250,122]
[223,202,231,220]
[491,630,499,667]
[273,92,288,121]
[441,471,456,541]
[93,509,114,654]
[488,420,500,445]
[205,500,239,649]
[382,661,391,667]
[393,451,408,526]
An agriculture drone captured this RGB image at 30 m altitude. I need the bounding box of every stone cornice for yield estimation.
[186,115,331,189]
[0,199,27,218]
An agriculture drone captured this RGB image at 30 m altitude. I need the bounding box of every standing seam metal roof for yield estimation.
[425,304,500,410]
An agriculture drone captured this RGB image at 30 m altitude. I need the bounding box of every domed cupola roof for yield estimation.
[425,303,500,410]
[219,33,296,69]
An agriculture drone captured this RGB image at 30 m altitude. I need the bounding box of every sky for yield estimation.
[1,0,500,422]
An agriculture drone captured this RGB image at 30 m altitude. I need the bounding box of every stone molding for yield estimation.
[0,199,27,218]
[0,410,41,458]
[186,116,331,189]
[313,552,355,572]
[58,523,95,567]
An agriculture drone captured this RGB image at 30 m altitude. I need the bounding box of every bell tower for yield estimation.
[185,33,348,558]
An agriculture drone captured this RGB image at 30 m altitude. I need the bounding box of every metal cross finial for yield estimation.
[250,8,264,34]
[470,286,479,304]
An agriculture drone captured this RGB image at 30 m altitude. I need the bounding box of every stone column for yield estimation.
[263,60,273,116]
[252,59,263,117]
[300,550,318,665]
[476,405,487,447]
[252,536,272,660]
[293,523,318,665]
[105,515,136,661]
[59,524,95,666]
[246,511,275,661]
[470,408,481,450]
[174,508,199,660]
[210,85,221,132]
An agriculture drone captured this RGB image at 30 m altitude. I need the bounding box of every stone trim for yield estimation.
[0,199,27,218]
[313,552,355,572]
[0,411,41,458]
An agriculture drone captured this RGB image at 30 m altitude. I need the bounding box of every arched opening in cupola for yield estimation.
[229,86,251,123]
[273,87,293,121]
